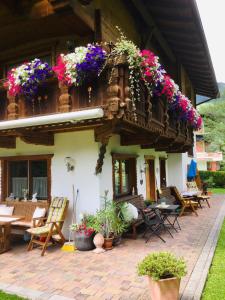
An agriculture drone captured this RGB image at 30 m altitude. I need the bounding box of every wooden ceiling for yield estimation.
[143,0,218,98]
[0,0,93,52]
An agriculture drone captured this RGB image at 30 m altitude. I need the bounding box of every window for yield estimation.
[112,154,137,198]
[1,155,52,201]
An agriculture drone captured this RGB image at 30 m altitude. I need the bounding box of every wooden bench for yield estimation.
[116,195,146,239]
[5,201,49,233]
[158,187,178,205]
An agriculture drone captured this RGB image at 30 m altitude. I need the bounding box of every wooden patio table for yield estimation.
[0,215,24,254]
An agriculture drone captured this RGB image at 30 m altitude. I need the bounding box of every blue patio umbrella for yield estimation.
[187,159,197,180]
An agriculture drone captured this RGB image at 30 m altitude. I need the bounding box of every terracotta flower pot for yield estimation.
[148,276,180,300]
[93,233,105,254]
[104,237,113,250]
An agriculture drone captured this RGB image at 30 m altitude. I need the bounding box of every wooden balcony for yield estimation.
[0,59,193,153]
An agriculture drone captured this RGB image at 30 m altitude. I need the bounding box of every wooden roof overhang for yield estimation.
[0,1,94,53]
[130,0,219,99]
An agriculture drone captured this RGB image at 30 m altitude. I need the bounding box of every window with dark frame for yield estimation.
[112,154,137,198]
[1,155,52,201]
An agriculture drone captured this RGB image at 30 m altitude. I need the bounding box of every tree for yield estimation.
[198,99,225,170]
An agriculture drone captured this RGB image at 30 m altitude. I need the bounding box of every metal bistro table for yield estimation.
[0,215,24,254]
[147,204,181,232]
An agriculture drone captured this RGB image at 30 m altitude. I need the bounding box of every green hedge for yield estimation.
[199,171,225,188]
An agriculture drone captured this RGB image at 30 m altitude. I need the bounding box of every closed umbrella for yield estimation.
[187,159,197,180]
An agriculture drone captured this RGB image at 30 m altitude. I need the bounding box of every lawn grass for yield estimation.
[201,219,225,299]
[209,188,225,194]
[0,291,27,300]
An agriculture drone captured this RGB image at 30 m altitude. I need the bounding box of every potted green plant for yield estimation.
[92,202,115,250]
[112,202,129,246]
[92,199,128,250]
[137,251,187,300]
[71,214,95,251]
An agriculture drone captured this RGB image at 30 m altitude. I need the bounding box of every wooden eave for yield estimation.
[131,0,218,99]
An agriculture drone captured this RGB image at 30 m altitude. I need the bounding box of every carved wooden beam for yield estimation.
[7,92,18,120]
[94,124,113,175]
[0,136,16,149]
[19,132,54,146]
[58,82,71,113]
[95,142,107,175]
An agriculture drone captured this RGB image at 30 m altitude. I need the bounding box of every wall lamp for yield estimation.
[65,157,75,172]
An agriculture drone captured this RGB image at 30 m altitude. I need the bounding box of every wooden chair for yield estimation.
[187,181,210,208]
[170,186,198,216]
[27,197,69,256]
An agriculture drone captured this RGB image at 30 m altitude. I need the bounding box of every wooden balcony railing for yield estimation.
[0,59,193,152]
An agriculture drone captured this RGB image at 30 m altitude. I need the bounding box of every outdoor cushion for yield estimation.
[0,206,14,216]
[27,224,53,235]
[32,207,46,219]
[124,203,138,221]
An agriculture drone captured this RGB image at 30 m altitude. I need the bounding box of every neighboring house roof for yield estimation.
[142,0,219,99]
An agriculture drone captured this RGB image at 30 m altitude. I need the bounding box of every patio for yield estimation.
[0,195,224,300]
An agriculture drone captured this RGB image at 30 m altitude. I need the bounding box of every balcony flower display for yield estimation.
[53,44,106,86]
[6,59,52,99]
[139,44,202,129]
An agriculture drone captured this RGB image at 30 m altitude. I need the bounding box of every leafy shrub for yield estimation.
[199,171,225,188]
[137,252,187,281]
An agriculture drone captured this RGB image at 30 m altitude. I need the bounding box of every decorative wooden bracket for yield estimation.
[0,136,16,149]
[19,132,54,146]
[95,142,108,175]
[94,125,112,175]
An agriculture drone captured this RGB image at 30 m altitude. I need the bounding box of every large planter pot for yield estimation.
[74,231,95,251]
[104,237,113,250]
[148,276,180,300]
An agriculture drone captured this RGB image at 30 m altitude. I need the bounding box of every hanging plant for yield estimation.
[110,28,143,102]
[53,44,106,87]
[6,59,52,99]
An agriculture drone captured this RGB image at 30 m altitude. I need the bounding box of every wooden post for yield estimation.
[58,82,71,113]
[7,92,18,120]
[105,66,121,119]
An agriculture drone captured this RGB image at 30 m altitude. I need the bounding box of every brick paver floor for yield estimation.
[0,195,224,300]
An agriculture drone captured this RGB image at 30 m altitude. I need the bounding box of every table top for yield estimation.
[147,204,179,211]
[0,215,24,225]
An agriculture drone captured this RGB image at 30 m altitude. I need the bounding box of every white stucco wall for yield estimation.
[0,130,100,236]
[0,130,170,236]
[167,153,188,191]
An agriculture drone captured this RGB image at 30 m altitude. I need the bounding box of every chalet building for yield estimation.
[0,0,218,233]
[196,126,223,171]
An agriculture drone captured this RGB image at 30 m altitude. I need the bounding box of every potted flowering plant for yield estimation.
[6,58,52,99]
[70,214,95,251]
[53,44,106,87]
[137,252,187,300]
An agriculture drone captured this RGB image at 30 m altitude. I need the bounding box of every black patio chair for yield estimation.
[138,208,174,243]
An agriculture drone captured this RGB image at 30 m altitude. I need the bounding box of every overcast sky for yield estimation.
[196,0,225,82]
